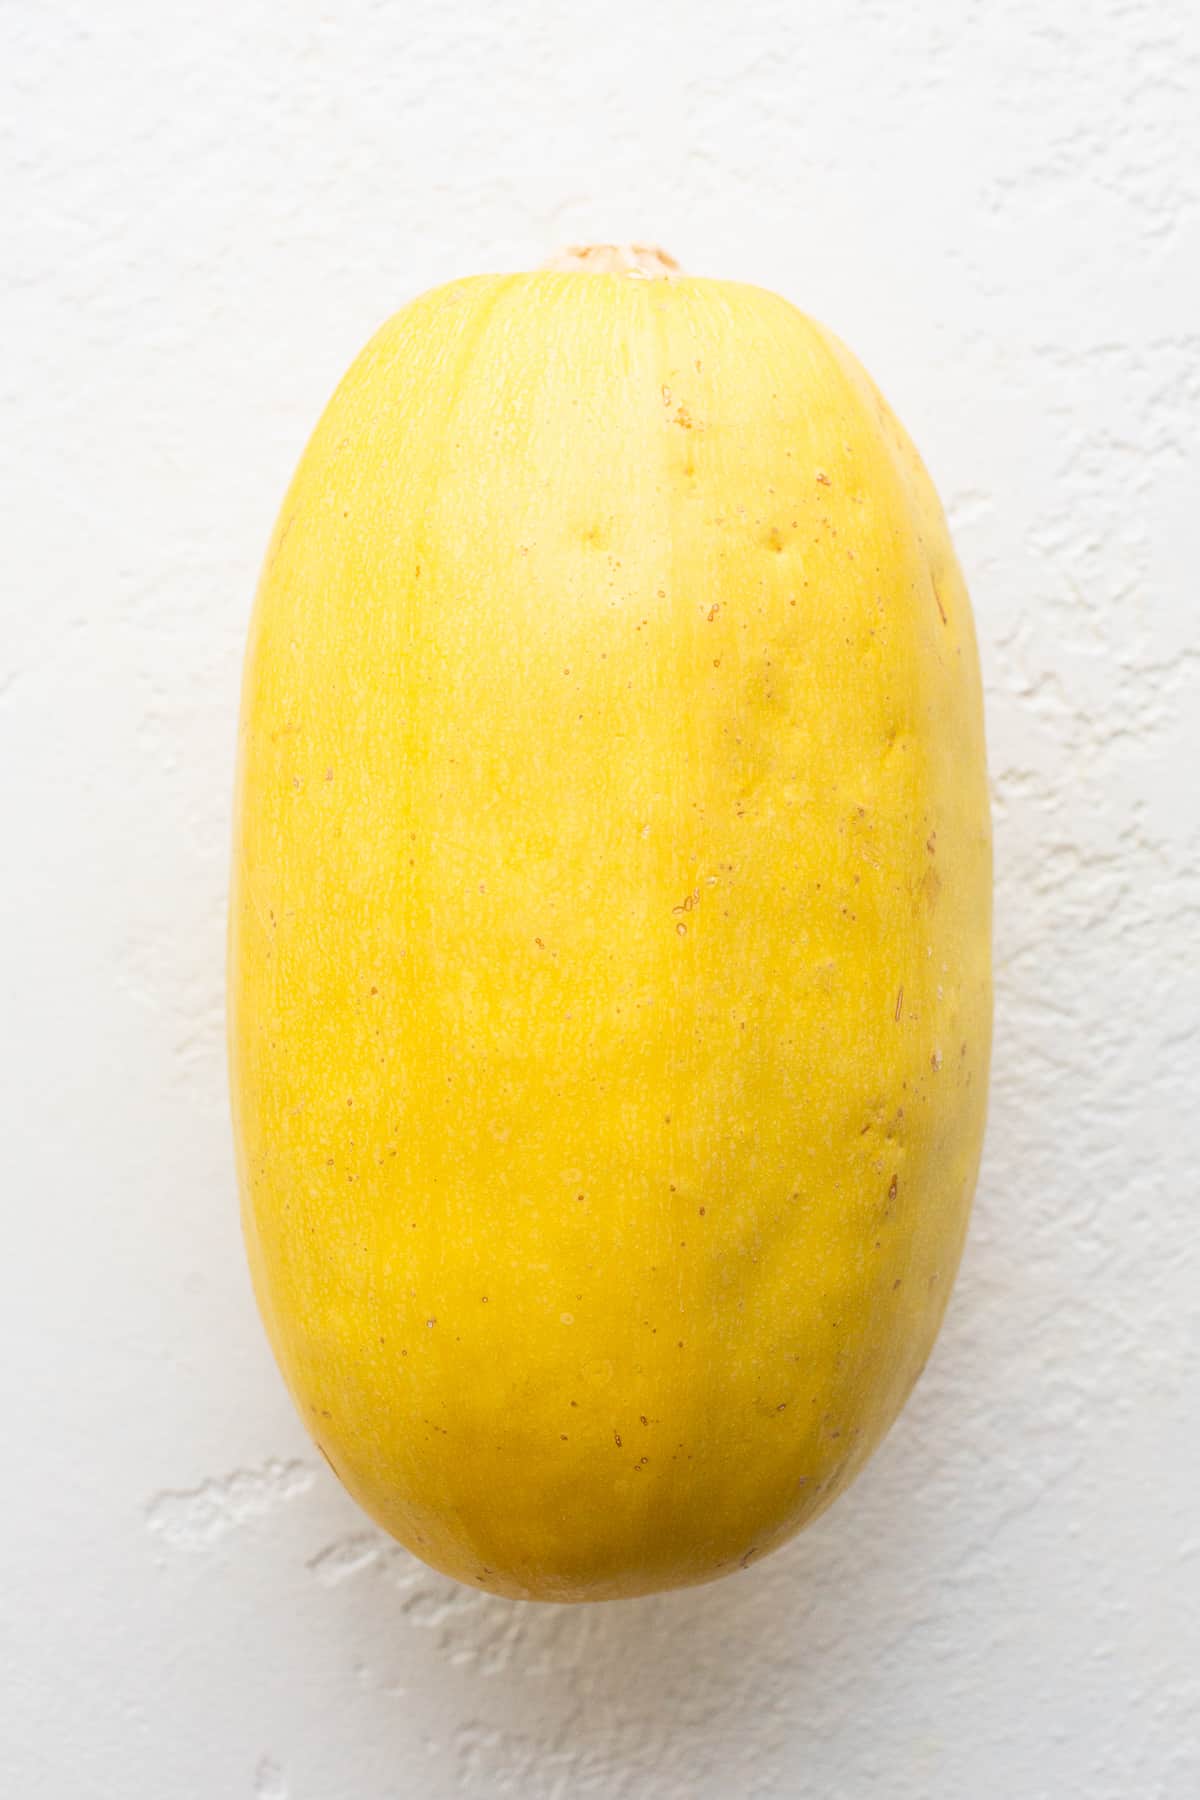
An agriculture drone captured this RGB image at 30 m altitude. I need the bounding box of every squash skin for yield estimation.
[229,271,991,1602]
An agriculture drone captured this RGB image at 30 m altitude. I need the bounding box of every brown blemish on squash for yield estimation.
[932,575,947,624]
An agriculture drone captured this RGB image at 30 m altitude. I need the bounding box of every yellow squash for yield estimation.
[229,248,991,1602]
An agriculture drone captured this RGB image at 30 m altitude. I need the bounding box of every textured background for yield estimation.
[3,2,1198,1795]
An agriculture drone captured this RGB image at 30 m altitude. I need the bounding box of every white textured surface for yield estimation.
[3,3,1198,1794]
